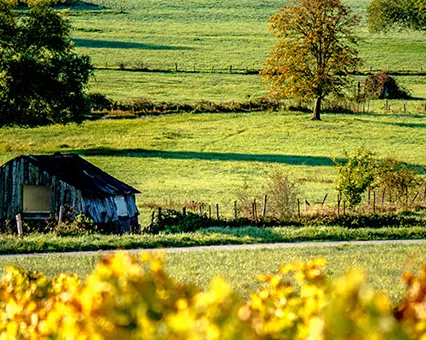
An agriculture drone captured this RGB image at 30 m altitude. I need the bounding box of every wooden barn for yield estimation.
[0,154,140,234]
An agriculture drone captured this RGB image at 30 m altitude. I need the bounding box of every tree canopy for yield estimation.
[261,0,362,120]
[0,0,93,127]
[367,0,426,32]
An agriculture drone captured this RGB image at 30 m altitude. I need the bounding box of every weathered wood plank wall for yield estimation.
[1,157,139,233]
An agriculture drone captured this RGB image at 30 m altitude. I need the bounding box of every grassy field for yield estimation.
[1,242,426,302]
[57,0,426,103]
[1,111,426,224]
[90,70,426,104]
[1,226,426,255]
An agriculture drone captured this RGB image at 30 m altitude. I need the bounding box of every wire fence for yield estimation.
[93,62,426,76]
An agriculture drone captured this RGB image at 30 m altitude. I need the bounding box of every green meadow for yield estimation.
[59,0,426,103]
[1,111,426,223]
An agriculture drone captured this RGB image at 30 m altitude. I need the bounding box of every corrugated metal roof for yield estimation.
[21,154,141,196]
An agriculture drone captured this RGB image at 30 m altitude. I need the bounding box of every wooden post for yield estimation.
[321,194,328,207]
[373,192,376,213]
[337,193,341,215]
[424,187,426,205]
[216,204,220,219]
[16,213,23,239]
[58,205,64,225]
[234,200,238,219]
[209,205,212,219]
[405,188,409,211]
[297,198,301,218]
[175,63,178,72]
[368,188,371,206]
[229,65,233,73]
[403,103,407,113]
[158,207,162,220]
[262,195,267,218]
[199,205,203,216]
[252,199,257,218]
[411,191,419,207]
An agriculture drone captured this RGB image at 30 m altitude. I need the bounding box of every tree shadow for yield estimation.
[55,1,105,11]
[70,147,343,166]
[377,121,426,129]
[72,38,193,50]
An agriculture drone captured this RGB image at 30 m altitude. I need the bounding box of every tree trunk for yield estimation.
[312,97,322,121]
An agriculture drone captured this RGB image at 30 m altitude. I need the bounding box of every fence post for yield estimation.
[234,200,238,219]
[216,204,220,219]
[252,199,257,218]
[373,192,376,213]
[297,198,301,218]
[321,194,328,207]
[199,205,203,216]
[424,187,426,205]
[337,194,341,215]
[16,213,23,239]
[368,188,371,206]
[262,195,267,218]
[58,205,63,225]
[411,191,419,207]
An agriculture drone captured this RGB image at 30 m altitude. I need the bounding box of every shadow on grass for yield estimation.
[377,121,426,129]
[72,38,193,50]
[71,147,343,166]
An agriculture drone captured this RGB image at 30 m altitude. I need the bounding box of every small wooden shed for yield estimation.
[0,154,140,233]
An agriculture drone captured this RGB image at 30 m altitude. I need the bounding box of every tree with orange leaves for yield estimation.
[261,0,362,120]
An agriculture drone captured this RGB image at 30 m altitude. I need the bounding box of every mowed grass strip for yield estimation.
[0,226,426,255]
[1,241,426,302]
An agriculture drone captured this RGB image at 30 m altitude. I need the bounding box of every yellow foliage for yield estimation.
[1,252,426,339]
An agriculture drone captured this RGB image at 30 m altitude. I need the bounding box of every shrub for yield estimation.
[145,209,210,234]
[375,158,424,210]
[263,169,301,219]
[54,214,97,236]
[335,149,378,207]
[88,92,113,112]
[364,72,411,99]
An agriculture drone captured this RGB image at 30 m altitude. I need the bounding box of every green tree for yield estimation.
[0,0,93,126]
[367,0,426,32]
[261,0,362,120]
[335,149,378,207]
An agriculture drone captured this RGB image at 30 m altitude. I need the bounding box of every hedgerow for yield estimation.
[1,252,426,339]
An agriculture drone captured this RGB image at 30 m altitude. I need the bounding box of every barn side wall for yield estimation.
[81,196,119,224]
[81,194,139,225]
[0,158,83,221]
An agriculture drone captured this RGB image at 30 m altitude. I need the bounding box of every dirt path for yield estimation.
[1,239,426,258]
